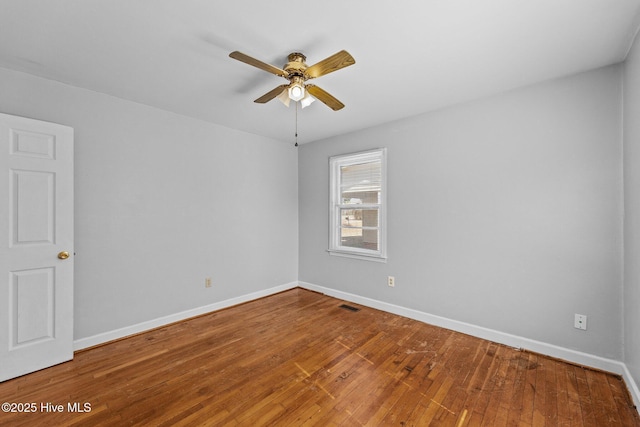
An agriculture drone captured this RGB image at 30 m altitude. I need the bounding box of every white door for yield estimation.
[0,113,74,382]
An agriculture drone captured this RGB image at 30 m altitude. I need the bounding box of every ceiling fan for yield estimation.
[229,50,355,111]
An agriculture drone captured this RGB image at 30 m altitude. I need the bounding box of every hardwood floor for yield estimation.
[0,288,638,426]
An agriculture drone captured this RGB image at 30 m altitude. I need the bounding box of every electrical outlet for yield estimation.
[388,276,395,287]
[205,277,212,288]
[574,313,587,330]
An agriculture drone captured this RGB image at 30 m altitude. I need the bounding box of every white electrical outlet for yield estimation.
[574,313,587,330]
[388,276,395,287]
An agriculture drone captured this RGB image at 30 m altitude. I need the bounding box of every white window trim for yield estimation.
[329,148,387,262]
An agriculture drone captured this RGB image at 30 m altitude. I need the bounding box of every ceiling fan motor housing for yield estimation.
[285,53,308,79]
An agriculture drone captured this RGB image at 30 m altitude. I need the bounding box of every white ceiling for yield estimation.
[1,1,640,144]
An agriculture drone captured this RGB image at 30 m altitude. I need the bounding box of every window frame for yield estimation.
[328,148,387,262]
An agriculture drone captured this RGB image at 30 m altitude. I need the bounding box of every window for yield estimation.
[329,148,387,261]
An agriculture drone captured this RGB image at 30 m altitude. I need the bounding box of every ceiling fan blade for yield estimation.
[304,50,355,79]
[306,85,345,111]
[254,84,289,103]
[229,51,289,78]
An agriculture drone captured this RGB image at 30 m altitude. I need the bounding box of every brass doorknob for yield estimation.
[58,251,70,260]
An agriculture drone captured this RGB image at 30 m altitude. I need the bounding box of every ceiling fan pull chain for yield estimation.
[295,101,299,147]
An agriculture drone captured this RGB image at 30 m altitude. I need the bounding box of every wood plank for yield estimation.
[608,373,640,427]
[543,356,559,425]
[428,333,478,425]
[465,342,503,425]
[0,288,637,426]
[574,364,598,426]
[517,351,538,426]
[502,351,527,426]
[585,368,622,425]
[531,348,548,426]
[479,345,511,426]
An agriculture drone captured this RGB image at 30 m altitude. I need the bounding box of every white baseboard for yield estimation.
[298,281,640,410]
[73,282,299,351]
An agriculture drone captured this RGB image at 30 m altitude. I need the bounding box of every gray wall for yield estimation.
[0,57,630,366]
[299,65,623,360]
[624,30,640,386]
[0,67,299,340]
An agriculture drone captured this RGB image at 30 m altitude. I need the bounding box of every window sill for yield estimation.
[328,250,388,263]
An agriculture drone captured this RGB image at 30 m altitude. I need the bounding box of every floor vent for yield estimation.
[339,304,360,312]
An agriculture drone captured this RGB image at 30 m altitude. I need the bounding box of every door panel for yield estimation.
[11,267,55,347]
[12,170,55,245]
[0,113,74,382]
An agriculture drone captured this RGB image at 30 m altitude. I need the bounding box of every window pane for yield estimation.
[340,208,379,251]
[340,227,379,251]
[340,161,381,204]
[340,208,378,228]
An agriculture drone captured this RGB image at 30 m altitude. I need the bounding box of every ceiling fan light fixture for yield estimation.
[276,88,291,107]
[300,92,315,109]
[288,82,305,101]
